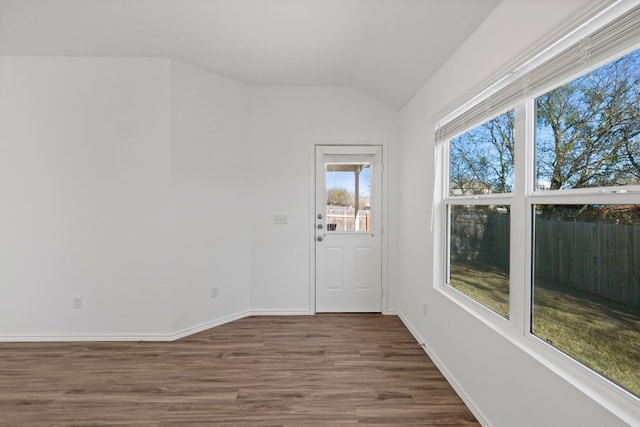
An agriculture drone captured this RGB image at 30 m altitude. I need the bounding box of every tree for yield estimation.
[327,188,354,206]
[536,49,640,190]
[451,48,640,195]
[450,110,515,194]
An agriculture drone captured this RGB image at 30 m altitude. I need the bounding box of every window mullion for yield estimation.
[523,99,537,338]
[509,101,530,332]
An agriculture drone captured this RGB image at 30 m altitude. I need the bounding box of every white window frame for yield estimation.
[433,4,640,423]
[437,92,640,427]
[442,109,516,322]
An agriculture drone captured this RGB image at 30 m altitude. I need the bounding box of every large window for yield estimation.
[446,111,514,318]
[532,204,640,396]
[531,48,640,397]
[448,204,510,318]
[440,21,640,401]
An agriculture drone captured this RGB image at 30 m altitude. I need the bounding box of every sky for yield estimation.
[326,167,371,196]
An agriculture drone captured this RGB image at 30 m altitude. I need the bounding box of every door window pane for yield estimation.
[326,163,371,232]
[532,204,640,396]
[448,205,510,318]
[450,110,515,196]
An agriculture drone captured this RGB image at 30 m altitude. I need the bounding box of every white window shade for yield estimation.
[435,2,640,143]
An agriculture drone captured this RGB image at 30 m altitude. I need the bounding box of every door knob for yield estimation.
[316,236,323,242]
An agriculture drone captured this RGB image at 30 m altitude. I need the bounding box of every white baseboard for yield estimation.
[0,310,398,343]
[168,310,252,341]
[0,333,173,342]
[398,313,491,427]
[0,310,315,343]
[248,309,314,316]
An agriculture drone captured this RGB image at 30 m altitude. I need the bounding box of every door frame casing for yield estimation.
[308,139,390,314]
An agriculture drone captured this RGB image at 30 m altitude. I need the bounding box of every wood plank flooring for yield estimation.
[0,314,480,426]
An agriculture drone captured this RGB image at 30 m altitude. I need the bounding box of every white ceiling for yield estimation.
[0,0,500,109]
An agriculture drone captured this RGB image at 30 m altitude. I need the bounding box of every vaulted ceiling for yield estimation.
[0,0,500,109]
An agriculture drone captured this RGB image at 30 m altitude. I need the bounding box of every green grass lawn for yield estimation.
[450,261,640,397]
[450,262,510,318]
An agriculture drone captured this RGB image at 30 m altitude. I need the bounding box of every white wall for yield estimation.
[398,1,635,426]
[169,60,251,333]
[0,57,399,338]
[249,87,400,313]
[0,57,254,339]
[0,57,173,338]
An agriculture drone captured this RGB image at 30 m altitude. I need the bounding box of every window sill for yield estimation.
[434,282,640,426]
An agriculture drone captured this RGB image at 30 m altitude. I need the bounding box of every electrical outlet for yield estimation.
[423,303,428,316]
[73,297,83,309]
[211,287,218,298]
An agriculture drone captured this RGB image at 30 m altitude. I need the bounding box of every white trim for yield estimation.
[508,103,528,330]
[0,310,318,343]
[398,313,491,427]
[248,309,314,316]
[531,185,640,198]
[521,99,537,339]
[436,284,511,326]
[446,194,514,204]
[0,333,175,343]
[308,142,317,314]
[167,311,252,340]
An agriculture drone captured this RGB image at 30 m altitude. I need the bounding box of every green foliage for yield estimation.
[327,188,354,206]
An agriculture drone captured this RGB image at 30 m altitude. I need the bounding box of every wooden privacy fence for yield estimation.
[451,212,640,309]
[326,206,370,232]
[535,219,640,309]
[450,211,510,269]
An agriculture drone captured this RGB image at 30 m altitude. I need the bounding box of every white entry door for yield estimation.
[315,145,382,312]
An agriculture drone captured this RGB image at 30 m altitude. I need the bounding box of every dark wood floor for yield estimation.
[0,314,480,426]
